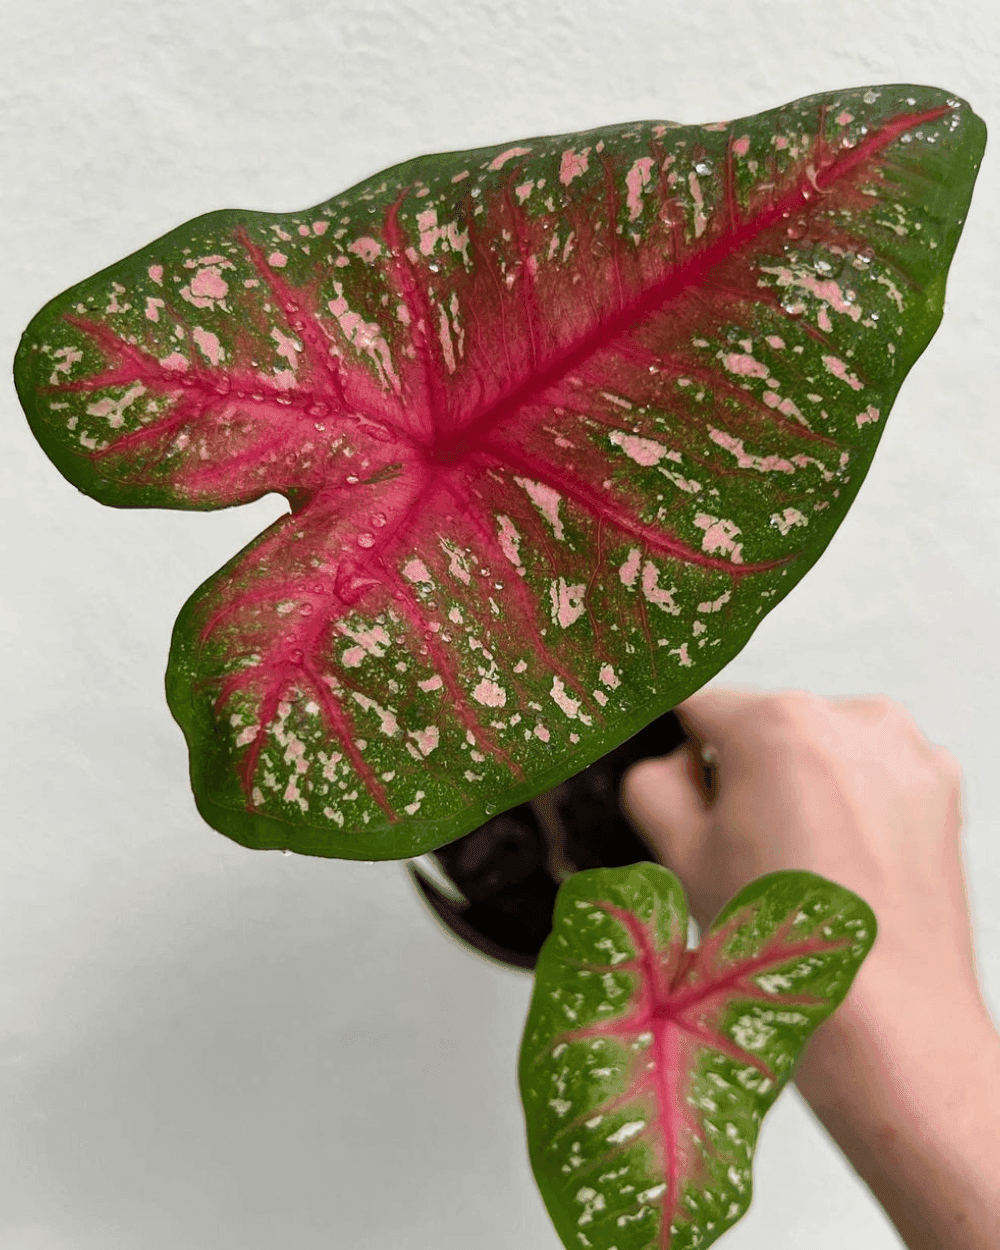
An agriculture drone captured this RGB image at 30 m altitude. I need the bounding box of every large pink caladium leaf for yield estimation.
[14,85,984,859]
[519,863,876,1250]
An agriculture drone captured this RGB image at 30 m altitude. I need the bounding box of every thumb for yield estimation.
[620,743,712,879]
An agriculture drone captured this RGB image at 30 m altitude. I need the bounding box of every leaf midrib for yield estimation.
[430,105,945,465]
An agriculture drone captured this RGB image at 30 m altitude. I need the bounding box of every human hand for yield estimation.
[620,683,987,1024]
[620,685,1000,1250]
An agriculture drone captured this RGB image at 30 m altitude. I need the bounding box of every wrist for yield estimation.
[793,956,997,1129]
[793,969,1000,1250]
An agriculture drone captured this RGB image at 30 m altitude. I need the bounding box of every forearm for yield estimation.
[793,979,1000,1250]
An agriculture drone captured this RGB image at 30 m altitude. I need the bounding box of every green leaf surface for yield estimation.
[519,863,877,1250]
[13,85,985,859]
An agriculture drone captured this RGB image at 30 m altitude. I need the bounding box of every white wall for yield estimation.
[2,2,997,1247]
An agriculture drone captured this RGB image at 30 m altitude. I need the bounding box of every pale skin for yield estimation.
[619,684,1000,1250]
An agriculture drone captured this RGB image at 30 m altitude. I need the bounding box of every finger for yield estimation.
[620,744,711,872]
[672,682,771,769]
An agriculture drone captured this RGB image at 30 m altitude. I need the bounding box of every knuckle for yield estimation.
[765,688,830,731]
[864,692,909,721]
[769,687,823,716]
[933,745,963,779]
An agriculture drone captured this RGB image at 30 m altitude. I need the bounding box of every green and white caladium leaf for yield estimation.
[519,863,876,1250]
[14,86,984,860]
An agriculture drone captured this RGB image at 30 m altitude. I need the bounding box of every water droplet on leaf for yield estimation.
[371,512,387,527]
[357,533,375,548]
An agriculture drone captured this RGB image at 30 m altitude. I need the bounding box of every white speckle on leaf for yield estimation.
[347,236,382,263]
[700,592,730,617]
[609,429,667,466]
[351,691,399,737]
[641,561,681,613]
[760,970,795,990]
[283,775,308,813]
[688,170,706,237]
[404,791,426,816]
[822,355,864,390]
[47,345,84,383]
[876,274,904,311]
[606,1120,646,1145]
[442,537,472,585]
[489,145,532,171]
[759,264,862,322]
[516,477,565,540]
[598,664,620,689]
[732,1014,777,1051]
[85,383,146,429]
[694,513,743,563]
[856,404,880,428]
[190,265,228,300]
[574,1188,605,1226]
[472,679,506,708]
[550,676,589,723]
[551,578,587,628]
[559,147,590,185]
[708,427,797,474]
[720,352,769,378]
[625,156,655,221]
[402,558,435,585]
[271,327,301,369]
[769,507,808,536]
[619,547,641,587]
[497,515,525,574]
[338,622,391,662]
[408,725,440,755]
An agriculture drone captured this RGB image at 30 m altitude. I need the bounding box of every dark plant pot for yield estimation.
[407,710,698,971]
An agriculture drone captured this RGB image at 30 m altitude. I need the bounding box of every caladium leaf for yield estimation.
[14,85,984,860]
[519,862,876,1250]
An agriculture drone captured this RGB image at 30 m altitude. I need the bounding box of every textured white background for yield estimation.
[2,2,998,1248]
